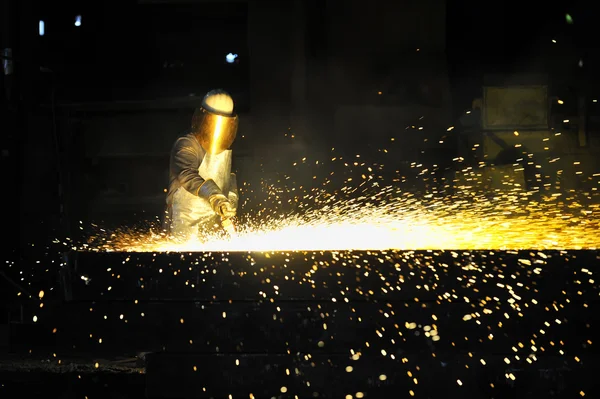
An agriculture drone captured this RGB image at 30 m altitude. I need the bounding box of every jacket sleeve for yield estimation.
[171,137,208,197]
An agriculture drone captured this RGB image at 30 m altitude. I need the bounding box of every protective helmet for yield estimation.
[191,89,238,154]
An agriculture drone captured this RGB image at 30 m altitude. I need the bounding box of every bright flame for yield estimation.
[80,145,600,253]
[97,192,600,253]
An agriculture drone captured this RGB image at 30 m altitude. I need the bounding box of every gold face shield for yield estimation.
[191,107,239,154]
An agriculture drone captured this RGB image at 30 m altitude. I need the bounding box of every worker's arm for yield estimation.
[171,136,208,197]
[171,136,235,218]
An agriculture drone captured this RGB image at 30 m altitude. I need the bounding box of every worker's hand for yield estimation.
[209,194,236,218]
[228,192,239,213]
[218,201,236,219]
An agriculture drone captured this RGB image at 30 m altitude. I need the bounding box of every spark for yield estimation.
[43,141,598,396]
[69,137,600,253]
[101,188,599,252]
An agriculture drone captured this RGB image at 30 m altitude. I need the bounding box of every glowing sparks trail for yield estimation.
[31,151,600,397]
[94,192,600,252]
[81,149,600,253]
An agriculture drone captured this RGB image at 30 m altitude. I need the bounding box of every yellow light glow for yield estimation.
[211,116,224,154]
[102,192,600,253]
[81,144,600,254]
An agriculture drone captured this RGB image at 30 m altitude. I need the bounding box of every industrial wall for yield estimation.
[301,0,451,154]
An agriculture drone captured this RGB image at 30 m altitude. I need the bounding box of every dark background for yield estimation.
[447,0,596,115]
[26,0,598,111]
[2,0,599,254]
[2,4,599,398]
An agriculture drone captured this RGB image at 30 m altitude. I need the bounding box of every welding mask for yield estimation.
[191,90,239,154]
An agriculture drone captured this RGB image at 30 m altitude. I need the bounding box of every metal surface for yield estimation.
[4,249,599,397]
[0,366,145,398]
[144,352,598,398]
[54,250,599,355]
[61,250,598,302]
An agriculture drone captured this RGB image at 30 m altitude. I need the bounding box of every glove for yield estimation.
[227,172,239,214]
[198,179,236,218]
[228,192,239,213]
[212,195,236,219]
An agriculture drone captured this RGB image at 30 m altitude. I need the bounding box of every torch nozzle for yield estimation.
[221,217,237,237]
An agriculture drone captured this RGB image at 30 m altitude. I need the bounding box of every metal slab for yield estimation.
[46,300,599,356]
[61,250,599,302]
[144,352,599,398]
[8,249,600,398]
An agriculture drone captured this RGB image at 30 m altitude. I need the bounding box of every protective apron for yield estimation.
[171,150,234,238]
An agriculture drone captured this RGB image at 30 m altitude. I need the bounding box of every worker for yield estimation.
[163,89,239,239]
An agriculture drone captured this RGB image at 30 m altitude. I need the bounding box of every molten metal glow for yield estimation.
[81,140,600,253]
[100,192,599,252]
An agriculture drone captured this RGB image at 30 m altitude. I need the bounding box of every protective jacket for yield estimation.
[165,133,238,237]
[163,89,239,238]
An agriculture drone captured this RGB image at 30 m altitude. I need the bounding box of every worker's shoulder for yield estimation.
[175,131,197,143]
[173,132,200,148]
